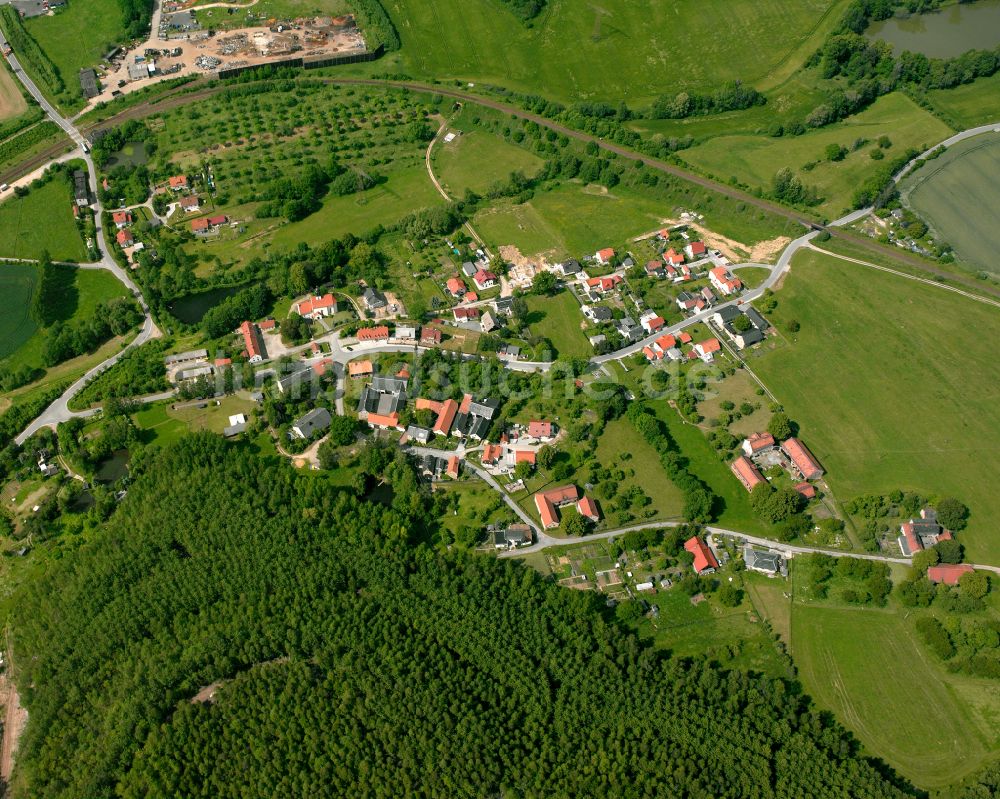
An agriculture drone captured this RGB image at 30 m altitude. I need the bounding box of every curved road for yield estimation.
[1,32,161,446]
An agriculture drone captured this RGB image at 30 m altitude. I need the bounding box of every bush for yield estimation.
[916,616,955,660]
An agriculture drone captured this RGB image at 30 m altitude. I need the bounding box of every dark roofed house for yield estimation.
[744,546,785,576]
[363,287,387,310]
[291,407,331,440]
[745,307,770,331]
[73,170,89,206]
[79,68,99,99]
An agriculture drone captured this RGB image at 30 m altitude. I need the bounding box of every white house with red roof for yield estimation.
[595,247,615,265]
[685,241,707,260]
[446,276,465,297]
[112,210,132,229]
[527,420,554,440]
[295,293,337,319]
[179,195,201,212]
[586,275,622,294]
[694,338,721,362]
[709,266,742,296]
[684,536,718,574]
[472,268,497,290]
[663,248,685,267]
[168,175,188,191]
[639,311,665,333]
[742,432,775,458]
[116,229,134,247]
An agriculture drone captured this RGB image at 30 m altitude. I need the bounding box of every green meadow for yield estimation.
[679,93,953,217]
[0,177,87,261]
[751,248,1000,563]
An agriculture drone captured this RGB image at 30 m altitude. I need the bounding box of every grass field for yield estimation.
[751,249,1000,563]
[271,161,443,251]
[0,177,87,261]
[0,263,38,359]
[792,603,999,788]
[433,128,544,197]
[474,182,666,259]
[679,93,954,217]
[901,134,1000,275]
[0,58,27,121]
[385,0,843,103]
[24,0,126,109]
[524,291,590,358]
[0,267,128,371]
[926,72,1000,129]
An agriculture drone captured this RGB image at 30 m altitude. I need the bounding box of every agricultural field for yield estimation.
[925,72,1000,129]
[0,267,130,372]
[22,0,126,110]
[0,263,38,360]
[751,249,1000,563]
[0,57,27,122]
[474,182,666,260]
[900,134,1000,276]
[384,0,847,103]
[523,291,590,358]
[432,127,544,197]
[678,93,953,217]
[0,176,87,261]
[791,602,999,789]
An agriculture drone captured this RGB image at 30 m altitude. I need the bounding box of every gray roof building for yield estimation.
[745,307,770,330]
[79,68,99,99]
[405,425,432,444]
[744,545,785,575]
[363,287,387,309]
[292,407,332,439]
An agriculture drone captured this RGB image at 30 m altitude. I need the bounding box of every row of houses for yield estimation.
[711,305,770,350]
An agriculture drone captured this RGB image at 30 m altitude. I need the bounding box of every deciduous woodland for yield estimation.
[13,435,912,798]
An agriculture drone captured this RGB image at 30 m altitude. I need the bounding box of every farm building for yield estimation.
[780,438,824,481]
[684,536,718,575]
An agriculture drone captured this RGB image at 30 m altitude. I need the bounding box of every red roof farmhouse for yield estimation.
[730,456,765,492]
[780,438,824,480]
[295,293,337,319]
[927,563,974,586]
[684,536,718,574]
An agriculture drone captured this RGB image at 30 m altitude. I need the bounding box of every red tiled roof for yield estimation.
[446,277,465,295]
[664,249,684,265]
[459,393,472,414]
[169,175,187,188]
[542,485,579,505]
[258,319,276,331]
[357,326,390,341]
[239,321,264,361]
[514,449,536,465]
[679,332,692,344]
[730,456,764,492]
[311,358,332,376]
[463,291,478,303]
[697,338,721,355]
[482,443,503,464]
[420,327,442,345]
[214,357,232,366]
[794,481,817,499]
[528,420,552,438]
[597,247,615,261]
[454,307,480,320]
[899,521,923,555]
[367,412,400,429]
[655,334,676,351]
[297,293,336,316]
[688,241,706,255]
[927,563,973,586]
[577,496,600,521]
[191,218,209,232]
[781,438,823,480]
[348,360,373,377]
[744,432,775,454]
[112,210,131,225]
[643,315,665,331]
[434,399,459,435]
[535,494,559,529]
[643,345,660,361]
[416,397,443,413]
[207,214,227,226]
[116,229,134,246]
[180,195,200,209]
[473,268,496,285]
[684,536,719,573]
[446,456,460,479]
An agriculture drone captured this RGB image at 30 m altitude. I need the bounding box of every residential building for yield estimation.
[663,248,684,268]
[640,311,665,333]
[116,229,134,247]
[898,507,953,556]
[405,425,432,445]
[577,496,600,522]
[685,241,707,260]
[433,398,459,436]
[528,420,554,439]
[446,276,465,297]
[461,261,477,277]
[583,305,613,323]
[709,266,742,296]
[595,247,615,265]
[454,306,480,323]
[112,210,132,229]
[348,360,373,379]
[744,546,785,576]
[295,293,337,319]
[676,291,699,311]
[357,326,390,343]
[420,327,442,346]
[712,305,742,327]
[745,307,770,331]
[191,218,209,233]
[742,432,776,457]
[684,536,718,574]
[179,195,201,212]
[480,311,498,333]
[291,407,332,439]
[240,321,266,363]
[732,327,764,349]
[168,175,188,191]
[493,297,515,316]
[394,325,417,342]
[363,287,387,311]
[653,334,677,355]
[534,485,582,529]
[781,438,823,480]
[587,275,622,294]
[730,455,765,492]
[446,457,461,480]
[694,338,721,362]
[560,259,581,276]
[927,564,974,586]
[644,260,665,278]
[473,268,497,290]
[73,170,89,206]
[794,482,817,500]
[492,523,533,550]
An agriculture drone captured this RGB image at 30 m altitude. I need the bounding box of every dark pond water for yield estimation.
[94,449,130,485]
[866,1,1000,58]
[168,284,247,325]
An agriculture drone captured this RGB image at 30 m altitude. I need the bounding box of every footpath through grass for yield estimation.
[0,178,87,261]
[751,249,1000,563]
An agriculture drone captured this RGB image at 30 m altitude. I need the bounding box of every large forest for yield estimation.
[10,436,914,798]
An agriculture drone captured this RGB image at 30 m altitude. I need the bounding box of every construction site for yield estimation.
[87,15,370,107]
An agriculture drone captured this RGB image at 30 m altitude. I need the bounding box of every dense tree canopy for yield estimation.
[10,436,914,798]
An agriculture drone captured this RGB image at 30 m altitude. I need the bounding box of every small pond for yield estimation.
[94,449,131,485]
[104,141,150,169]
[168,284,248,325]
[866,0,1000,58]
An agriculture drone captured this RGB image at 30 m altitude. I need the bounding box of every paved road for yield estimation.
[2,33,161,445]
